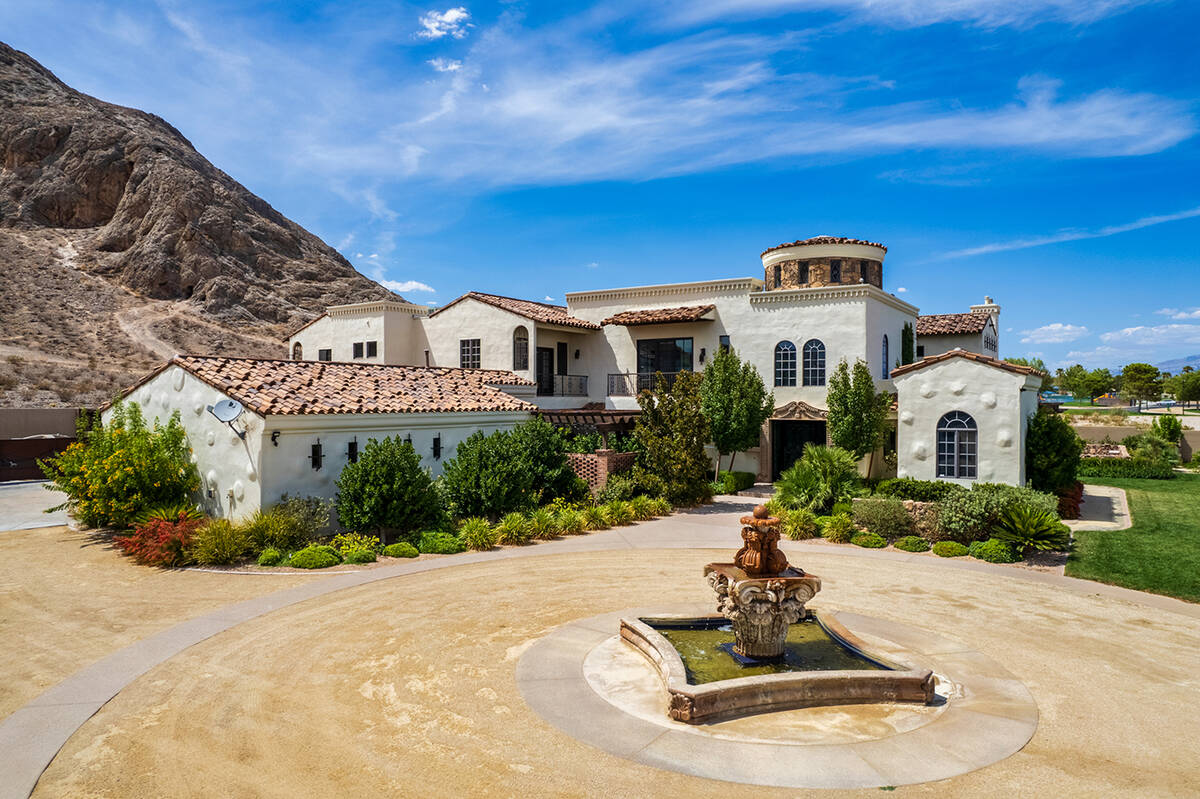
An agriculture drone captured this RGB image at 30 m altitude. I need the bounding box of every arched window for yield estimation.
[513,326,529,370]
[937,411,977,479]
[802,339,825,386]
[292,342,302,360]
[774,341,796,386]
[882,335,889,379]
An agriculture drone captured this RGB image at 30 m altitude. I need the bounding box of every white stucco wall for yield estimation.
[288,302,429,365]
[893,358,1041,487]
[101,365,267,520]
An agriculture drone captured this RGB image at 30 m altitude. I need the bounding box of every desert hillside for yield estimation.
[0,42,396,408]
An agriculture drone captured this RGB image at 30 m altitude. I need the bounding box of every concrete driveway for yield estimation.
[0,481,69,531]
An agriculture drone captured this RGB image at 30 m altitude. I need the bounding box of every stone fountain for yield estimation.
[704,505,821,660]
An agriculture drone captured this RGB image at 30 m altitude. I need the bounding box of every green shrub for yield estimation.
[133,502,204,526]
[1150,414,1184,444]
[851,532,887,548]
[383,542,419,558]
[1026,410,1084,493]
[243,499,329,554]
[993,506,1071,553]
[40,402,200,529]
[821,513,855,543]
[555,508,585,535]
[775,445,860,515]
[290,545,342,569]
[893,535,931,552]
[932,541,968,558]
[582,505,610,530]
[511,417,588,504]
[1077,458,1175,479]
[441,430,535,518]
[605,501,635,526]
[875,477,963,502]
[343,548,377,564]
[330,532,381,557]
[782,507,818,540]
[936,483,1059,543]
[629,494,656,520]
[527,508,558,540]
[335,437,446,541]
[851,498,915,541]
[1123,433,1181,466]
[596,474,638,504]
[190,519,252,565]
[257,547,283,566]
[456,518,497,550]
[417,530,466,555]
[830,500,853,517]
[648,497,672,517]
[632,371,713,507]
[715,470,756,494]
[495,512,532,545]
[968,538,1020,563]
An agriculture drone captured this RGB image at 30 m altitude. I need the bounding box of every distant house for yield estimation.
[915,297,1002,360]
[103,355,534,520]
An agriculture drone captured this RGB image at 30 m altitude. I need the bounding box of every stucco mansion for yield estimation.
[285,235,1022,481]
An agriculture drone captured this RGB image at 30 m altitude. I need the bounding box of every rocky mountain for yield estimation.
[0,42,397,408]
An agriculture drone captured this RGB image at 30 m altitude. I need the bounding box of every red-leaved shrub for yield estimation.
[1056,481,1084,520]
[115,515,203,566]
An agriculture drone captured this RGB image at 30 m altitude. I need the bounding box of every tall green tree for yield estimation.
[1057,364,1089,399]
[1081,368,1116,405]
[900,322,915,365]
[633,371,713,506]
[1176,370,1200,409]
[700,346,774,479]
[825,359,891,462]
[1025,410,1083,493]
[1120,362,1163,409]
[1005,356,1055,392]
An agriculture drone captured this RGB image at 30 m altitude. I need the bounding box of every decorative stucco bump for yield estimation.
[173,370,185,391]
[981,391,997,408]
[206,430,215,446]
[192,401,203,416]
[950,381,965,395]
[900,410,914,425]
[913,443,928,460]
[246,463,258,480]
[920,383,936,398]
[997,429,1013,448]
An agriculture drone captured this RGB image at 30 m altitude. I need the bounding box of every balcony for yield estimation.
[537,374,589,397]
[607,371,682,396]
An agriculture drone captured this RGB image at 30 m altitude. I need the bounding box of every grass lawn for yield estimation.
[1067,473,1200,603]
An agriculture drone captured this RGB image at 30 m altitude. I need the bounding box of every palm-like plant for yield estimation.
[775,445,860,515]
[993,506,1071,553]
[527,508,558,539]
[495,512,531,545]
[582,505,610,530]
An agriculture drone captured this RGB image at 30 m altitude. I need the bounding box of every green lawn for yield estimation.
[1067,473,1200,603]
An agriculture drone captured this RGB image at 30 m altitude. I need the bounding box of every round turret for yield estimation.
[760,236,887,291]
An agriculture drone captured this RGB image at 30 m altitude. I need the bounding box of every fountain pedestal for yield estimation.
[704,504,821,659]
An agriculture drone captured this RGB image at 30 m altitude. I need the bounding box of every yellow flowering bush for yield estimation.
[40,401,200,529]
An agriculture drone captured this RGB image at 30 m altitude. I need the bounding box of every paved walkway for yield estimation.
[1063,484,1131,532]
[0,481,68,531]
[2,498,1198,799]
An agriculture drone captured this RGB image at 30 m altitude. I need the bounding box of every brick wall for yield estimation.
[568,450,637,494]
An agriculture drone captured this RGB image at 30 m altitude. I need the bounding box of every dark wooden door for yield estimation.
[536,347,554,395]
[771,420,826,480]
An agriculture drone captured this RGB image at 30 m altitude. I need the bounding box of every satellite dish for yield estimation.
[208,399,244,423]
[207,399,247,440]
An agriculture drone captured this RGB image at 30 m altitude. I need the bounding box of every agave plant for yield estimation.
[527,508,558,540]
[555,508,585,535]
[582,505,610,530]
[993,506,1071,553]
[495,512,531,545]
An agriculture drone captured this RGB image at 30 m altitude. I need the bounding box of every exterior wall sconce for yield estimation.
[699,348,706,364]
[404,434,413,446]
[310,440,323,470]
[574,349,581,360]
[346,436,358,463]
[432,434,442,460]
[270,431,280,447]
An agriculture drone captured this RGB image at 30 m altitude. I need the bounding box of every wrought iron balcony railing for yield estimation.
[606,371,682,396]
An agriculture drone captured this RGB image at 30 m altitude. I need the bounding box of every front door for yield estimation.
[536,347,554,396]
[771,420,827,480]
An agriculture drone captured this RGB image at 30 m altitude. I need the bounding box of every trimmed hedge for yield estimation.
[851,532,887,548]
[716,470,757,494]
[875,477,962,502]
[932,541,968,558]
[384,542,419,558]
[852,498,915,541]
[1078,458,1176,479]
[893,535,931,552]
[290,545,341,569]
[968,538,1020,563]
[417,531,466,555]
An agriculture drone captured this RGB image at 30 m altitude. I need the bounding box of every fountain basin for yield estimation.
[620,612,936,723]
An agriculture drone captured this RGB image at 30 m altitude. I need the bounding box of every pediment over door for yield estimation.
[772,401,828,421]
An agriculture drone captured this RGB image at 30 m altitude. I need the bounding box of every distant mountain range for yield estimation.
[0,42,397,407]
[1156,354,1200,374]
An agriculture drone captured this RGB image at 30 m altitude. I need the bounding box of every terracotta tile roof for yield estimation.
[916,313,990,336]
[430,292,600,330]
[601,304,716,326]
[761,236,887,257]
[155,356,535,416]
[890,349,1046,379]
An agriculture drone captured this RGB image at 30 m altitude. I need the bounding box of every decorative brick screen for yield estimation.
[568,450,637,494]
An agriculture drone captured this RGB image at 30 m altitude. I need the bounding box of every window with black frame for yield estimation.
[936,411,977,479]
[774,341,796,386]
[636,337,692,390]
[460,338,481,369]
[802,339,826,385]
[513,326,529,370]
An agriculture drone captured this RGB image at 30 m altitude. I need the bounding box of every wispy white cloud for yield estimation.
[895,286,907,293]
[1021,323,1089,343]
[661,0,1161,29]
[416,7,472,40]
[944,204,1200,259]
[543,295,556,302]
[1155,307,1200,320]
[1100,324,1200,346]
[428,57,463,72]
[381,279,436,293]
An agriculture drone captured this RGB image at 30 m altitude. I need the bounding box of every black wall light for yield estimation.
[270,431,280,447]
[346,436,358,463]
[574,349,580,360]
[432,434,442,460]
[310,440,323,470]
[699,347,707,364]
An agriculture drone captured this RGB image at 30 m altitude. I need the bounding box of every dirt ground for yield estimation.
[0,525,320,717]
[31,547,1200,799]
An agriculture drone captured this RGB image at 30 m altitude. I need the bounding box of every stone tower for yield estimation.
[760,236,887,291]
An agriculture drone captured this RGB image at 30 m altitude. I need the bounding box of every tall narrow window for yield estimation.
[802,339,826,386]
[860,260,870,282]
[365,340,378,358]
[352,342,364,359]
[513,326,529,370]
[460,338,481,369]
[719,334,731,352]
[774,341,796,387]
[830,260,842,283]
[292,342,302,360]
[937,411,977,479]
[798,261,809,284]
[881,335,890,379]
[773,264,782,288]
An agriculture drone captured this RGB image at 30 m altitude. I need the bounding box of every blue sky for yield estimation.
[4,0,1199,370]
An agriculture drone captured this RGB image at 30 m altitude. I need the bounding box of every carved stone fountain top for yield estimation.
[734,504,792,577]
